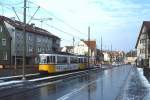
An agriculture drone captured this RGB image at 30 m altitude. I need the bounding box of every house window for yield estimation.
[140,39,145,44]
[2,38,6,46]
[37,47,41,52]
[28,35,32,41]
[28,46,33,52]
[140,49,145,54]
[0,26,2,32]
[3,52,8,60]
[37,38,41,43]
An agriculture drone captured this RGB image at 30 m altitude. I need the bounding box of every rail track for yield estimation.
[0,67,102,98]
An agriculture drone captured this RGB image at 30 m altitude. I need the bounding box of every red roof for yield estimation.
[83,40,96,50]
[0,16,59,39]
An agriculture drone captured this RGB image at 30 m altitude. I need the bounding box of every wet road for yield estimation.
[2,65,146,100]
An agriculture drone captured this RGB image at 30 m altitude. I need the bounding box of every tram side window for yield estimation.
[57,56,68,64]
[81,58,84,63]
[79,58,85,63]
[84,58,87,63]
[47,56,55,64]
[70,57,78,63]
[47,56,50,64]
[78,58,82,63]
[53,56,55,64]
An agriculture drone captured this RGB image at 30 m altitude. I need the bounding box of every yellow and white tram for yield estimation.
[36,52,88,74]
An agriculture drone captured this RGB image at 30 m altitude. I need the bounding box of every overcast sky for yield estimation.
[1,0,150,52]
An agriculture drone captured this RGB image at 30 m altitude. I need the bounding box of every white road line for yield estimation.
[29,70,88,82]
[36,80,62,87]
[57,78,101,100]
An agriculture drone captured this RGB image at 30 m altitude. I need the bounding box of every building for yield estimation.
[125,50,137,64]
[0,16,60,66]
[74,40,96,63]
[125,57,137,64]
[96,49,104,63]
[135,21,150,67]
[110,51,125,63]
[103,51,111,62]
[102,51,125,64]
[61,46,74,54]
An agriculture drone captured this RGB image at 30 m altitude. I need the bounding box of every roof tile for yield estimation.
[0,16,59,39]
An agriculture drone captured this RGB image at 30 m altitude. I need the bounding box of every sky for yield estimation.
[1,0,150,52]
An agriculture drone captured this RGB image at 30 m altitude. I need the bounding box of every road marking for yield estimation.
[57,78,101,100]
[36,80,62,87]
[29,70,88,82]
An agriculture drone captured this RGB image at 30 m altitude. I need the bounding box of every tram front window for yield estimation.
[39,56,47,64]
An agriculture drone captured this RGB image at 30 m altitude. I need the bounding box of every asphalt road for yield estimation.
[2,65,145,100]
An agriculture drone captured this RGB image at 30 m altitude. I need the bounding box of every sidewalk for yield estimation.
[118,67,150,100]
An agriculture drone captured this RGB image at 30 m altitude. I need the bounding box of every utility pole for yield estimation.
[22,0,27,80]
[101,36,102,53]
[73,37,75,54]
[73,37,75,47]
[101,36,103,67]
[111,44,112,64]
[111,44,112,52]
[88,26,90,69]
[87,26,91,100]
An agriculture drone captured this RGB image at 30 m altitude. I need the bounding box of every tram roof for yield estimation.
[38,52,87,57]
[39,52,75,56]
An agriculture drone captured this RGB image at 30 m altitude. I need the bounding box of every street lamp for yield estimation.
[33,18,52,28]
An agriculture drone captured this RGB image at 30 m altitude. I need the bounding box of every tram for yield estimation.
[36,52,88,74]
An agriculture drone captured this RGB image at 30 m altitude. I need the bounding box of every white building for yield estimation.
[125,57,137,64]
[135,21,150,67]
[61,46,74,54]
[103,52,110,62]
[74,40,96,63]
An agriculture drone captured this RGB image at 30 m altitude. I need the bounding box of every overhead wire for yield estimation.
[28,1,87,37]
[0,0,86,45]
[45,23,79,38]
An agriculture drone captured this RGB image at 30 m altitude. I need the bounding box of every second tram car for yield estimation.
[36,52,88,74]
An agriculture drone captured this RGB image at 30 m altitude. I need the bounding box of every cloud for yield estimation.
[2,0,150,51]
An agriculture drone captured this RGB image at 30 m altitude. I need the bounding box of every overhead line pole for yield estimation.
[22,0,27,80]
[88,26,90,70]
[101,36,103,67]
[87,26,91,100]
[12,7,21,21]
[111,44,112,64]
[73,37,75,54]
[111,44,112,52]
[101,36,102,52]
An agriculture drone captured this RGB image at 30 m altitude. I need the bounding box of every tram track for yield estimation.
[0,67,102,88]
[0,67,102,98]
[0,67,100,82]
